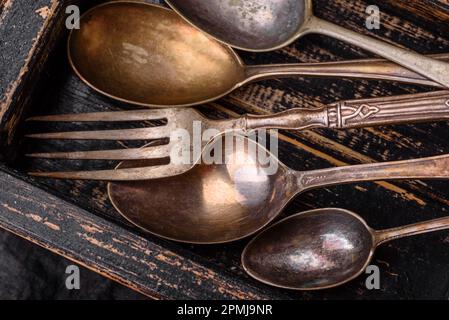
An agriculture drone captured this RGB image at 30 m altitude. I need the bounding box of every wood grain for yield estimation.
[0,166,285,299]
[2,0,449,299]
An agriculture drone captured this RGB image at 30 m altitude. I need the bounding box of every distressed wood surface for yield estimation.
[2,0,449,299]
[0,0,72,160]
[0,167,280,299]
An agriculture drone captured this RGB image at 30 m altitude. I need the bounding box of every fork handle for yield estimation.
[245,90,449,130]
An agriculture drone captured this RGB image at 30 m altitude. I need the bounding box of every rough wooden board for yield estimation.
[0,0,69,160]
[3,0,449,299]
[0,166,286,300]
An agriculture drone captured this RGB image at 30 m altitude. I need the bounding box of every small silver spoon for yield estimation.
[242,208,449,290]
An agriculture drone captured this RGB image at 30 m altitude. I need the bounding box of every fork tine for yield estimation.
[28,164,192,181]
[26,126,172,140]
[26,109,172,122]
[26,145,171,160]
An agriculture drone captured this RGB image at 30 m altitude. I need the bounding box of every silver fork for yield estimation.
[27,90,449,181]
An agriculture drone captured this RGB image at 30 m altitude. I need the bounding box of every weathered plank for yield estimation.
[0,166,286,300]
[0,0,70,160]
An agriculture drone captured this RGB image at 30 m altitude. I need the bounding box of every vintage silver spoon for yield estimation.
[68,1,444,109]
[107,134,449,244]
[166,0,449,88]
[242,208,449,290]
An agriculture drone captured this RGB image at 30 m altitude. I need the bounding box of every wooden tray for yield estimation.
[1,0,449,299]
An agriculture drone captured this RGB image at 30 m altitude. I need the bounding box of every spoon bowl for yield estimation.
[166,0,311,51]
[242,208,449,290]
[68,1,245,107]
[108,134,293,244]
[242,208,374,290]
[167,0,449,87]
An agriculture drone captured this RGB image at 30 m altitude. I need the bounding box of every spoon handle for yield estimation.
[374,216,449,245]
[245,54,449,88]
[305,16,449,88]
[245,90,449,131]
[299,154,449,192]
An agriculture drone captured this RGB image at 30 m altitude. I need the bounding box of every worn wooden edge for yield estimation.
[0,0,70,161]
[0,165,282,300]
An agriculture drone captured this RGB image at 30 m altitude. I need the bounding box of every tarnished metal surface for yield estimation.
[68,1,244,107]
[166,0,306,51]
[242,208,449,290]
[242,209,374,290]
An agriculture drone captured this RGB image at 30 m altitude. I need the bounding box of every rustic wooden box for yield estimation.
[1,0,449,299]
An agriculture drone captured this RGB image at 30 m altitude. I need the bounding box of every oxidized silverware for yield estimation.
[166,0,449,87]
[242,208,449,290]
[106,134,449,244]
[27,90,449,180]
[69,2,445,109]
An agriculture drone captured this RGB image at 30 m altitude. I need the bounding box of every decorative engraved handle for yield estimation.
[245,53,449,88]
[299,154,449,192]
[245,91,449,131]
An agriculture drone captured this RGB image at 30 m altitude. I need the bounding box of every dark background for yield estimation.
[0,229,145,299]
